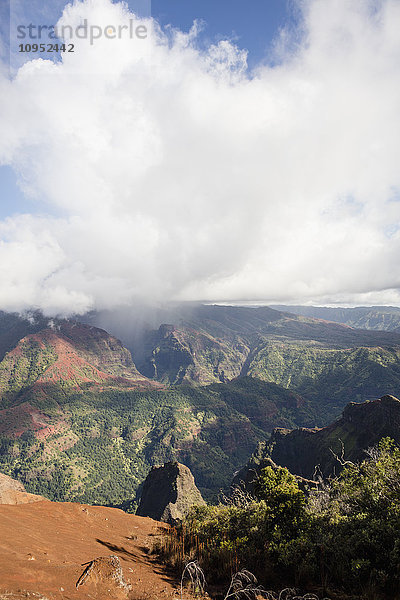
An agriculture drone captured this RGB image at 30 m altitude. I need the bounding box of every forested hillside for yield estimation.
[2,305,400,508]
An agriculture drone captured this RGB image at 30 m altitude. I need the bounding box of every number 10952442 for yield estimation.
[19,43,74,53]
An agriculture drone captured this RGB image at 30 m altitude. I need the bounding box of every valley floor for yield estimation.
[0,500,179,599]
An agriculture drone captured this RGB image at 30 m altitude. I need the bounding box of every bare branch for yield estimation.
[329,439,355,468]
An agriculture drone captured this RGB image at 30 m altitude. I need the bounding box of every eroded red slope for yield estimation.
[0,322,162,439]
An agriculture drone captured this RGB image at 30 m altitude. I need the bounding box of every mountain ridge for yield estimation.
[237,393,400,482]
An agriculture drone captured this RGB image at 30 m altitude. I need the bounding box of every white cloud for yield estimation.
[1,0,400,315]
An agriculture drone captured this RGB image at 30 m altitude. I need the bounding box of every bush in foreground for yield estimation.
[158,438,400,599]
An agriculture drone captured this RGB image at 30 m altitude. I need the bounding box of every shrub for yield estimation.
[159,438,400,599]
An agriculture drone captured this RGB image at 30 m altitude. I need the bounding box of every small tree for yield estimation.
[254,466,306,537]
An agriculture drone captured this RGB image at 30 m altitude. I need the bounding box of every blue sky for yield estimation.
[1,0,293,220]
[0,167,32,219]
[151,0,292,67]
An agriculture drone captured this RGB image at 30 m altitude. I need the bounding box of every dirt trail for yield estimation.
[0,499,179,599]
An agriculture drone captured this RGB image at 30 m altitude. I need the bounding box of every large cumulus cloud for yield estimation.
[1,0,400,315]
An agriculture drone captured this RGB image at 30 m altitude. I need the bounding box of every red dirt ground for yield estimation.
[0,499,181,600]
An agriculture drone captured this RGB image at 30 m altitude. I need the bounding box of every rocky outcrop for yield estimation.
[0,472,45,504]
[245,394,400,480]
[136,462,205,524]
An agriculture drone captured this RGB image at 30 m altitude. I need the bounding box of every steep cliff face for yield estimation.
[0,321,160,442]
[140,323,249,385]
[136,461,205,524]
[56,321,145,380]
[141,325,196,384]
[253,394,400,480]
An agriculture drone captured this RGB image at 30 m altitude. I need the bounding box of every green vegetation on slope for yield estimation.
[0,378,314,505]
[0,337,57,405]
[247,343,400,421]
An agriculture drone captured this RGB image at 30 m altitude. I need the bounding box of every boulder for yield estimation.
[136,461,205,524]
[76,555,131,598]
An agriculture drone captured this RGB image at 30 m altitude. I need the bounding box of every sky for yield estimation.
[151,0,292,67]
[0,0,400,315]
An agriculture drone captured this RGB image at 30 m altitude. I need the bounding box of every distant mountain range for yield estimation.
[1,303,400,505]
[270,304,400,331]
